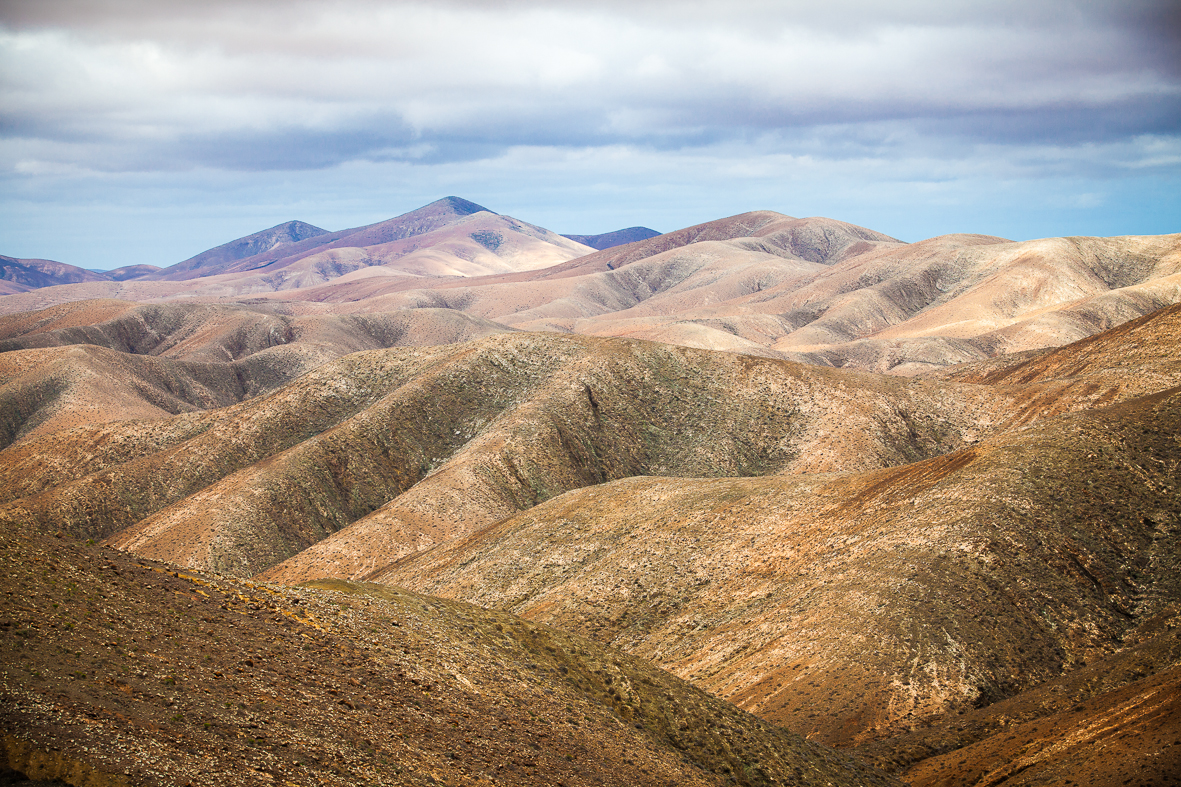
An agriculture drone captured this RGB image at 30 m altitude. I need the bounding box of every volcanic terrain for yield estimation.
[1,200,1179,786]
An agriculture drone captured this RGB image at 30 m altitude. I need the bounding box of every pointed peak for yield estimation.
[430,196,495,217]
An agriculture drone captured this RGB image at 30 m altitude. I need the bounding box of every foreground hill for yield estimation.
[0,522,895,787]
[375,384,1181,741]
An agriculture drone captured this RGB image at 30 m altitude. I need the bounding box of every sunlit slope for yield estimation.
[0,522,897,787]
[2,332,1014,578]
[377,384,1181,749]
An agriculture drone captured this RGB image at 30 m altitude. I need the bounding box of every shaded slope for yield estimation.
[376,385,1181,749]
[0,303,513,457]
[0,300,512,363]
[160,219,329,279]
[563,226,662,250]
[1,333,1010,580]
[0,344,272,449]
[250,333,1008,583]
[0,254,112,292]
[0,347,445,527]
[855,621,1181,786]
[0,525,898,787]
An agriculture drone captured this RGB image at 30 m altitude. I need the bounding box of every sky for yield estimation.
[1,0,1179,270]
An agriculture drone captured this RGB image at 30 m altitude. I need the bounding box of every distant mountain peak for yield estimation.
[563,227,661,251]
[165,220,330,276]
[430,196,495,216]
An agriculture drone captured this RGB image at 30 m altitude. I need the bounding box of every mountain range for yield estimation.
[1,197,1179,786]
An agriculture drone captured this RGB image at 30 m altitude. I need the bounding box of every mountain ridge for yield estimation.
[563,226,662,250]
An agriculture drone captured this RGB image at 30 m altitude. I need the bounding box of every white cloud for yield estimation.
[0,0,1176,266]
[2,1,1176,170]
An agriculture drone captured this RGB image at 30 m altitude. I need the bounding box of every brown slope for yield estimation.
[854,621,1181,786]
[251,333,1013,584]
[0,298,141,337]
[374,384,1181,750]
[0,344,263,449]
[3,332,1008,580]
[0,346,446,527]
[0,528,898,787]
[0,300,512,363]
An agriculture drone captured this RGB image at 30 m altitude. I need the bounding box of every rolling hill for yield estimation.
[2,202,1180,786]
[0,520,895,787]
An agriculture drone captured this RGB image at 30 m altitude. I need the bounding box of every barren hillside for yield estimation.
[2,205,1179,786]
[0,522,895,787]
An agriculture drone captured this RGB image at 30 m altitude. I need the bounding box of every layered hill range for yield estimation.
[2,200,1180,786]
[2,196,1178,376]
[2,307,1180,785]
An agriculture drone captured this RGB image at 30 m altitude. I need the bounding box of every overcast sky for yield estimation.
[2,0,1179,269]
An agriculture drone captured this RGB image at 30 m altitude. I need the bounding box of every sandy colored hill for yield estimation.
[0,300,511,363]
[239,217,1181,376]
[4,205,1178,380]
[0,302,512,449]
[0,198,595,312]
[153,196,593,286]
[0,524,896,787]
[0,332,1009,580]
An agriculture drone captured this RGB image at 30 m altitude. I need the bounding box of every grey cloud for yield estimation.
[0,0,1177,175]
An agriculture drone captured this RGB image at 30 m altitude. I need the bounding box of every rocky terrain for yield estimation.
[1,522,895,787]
[2,203,1179,785]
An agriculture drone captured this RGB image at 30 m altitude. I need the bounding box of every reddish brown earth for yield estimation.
[1,524,895,786]
[3,205,1180,785]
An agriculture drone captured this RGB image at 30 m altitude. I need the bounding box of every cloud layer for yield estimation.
[1,1,1178,267]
